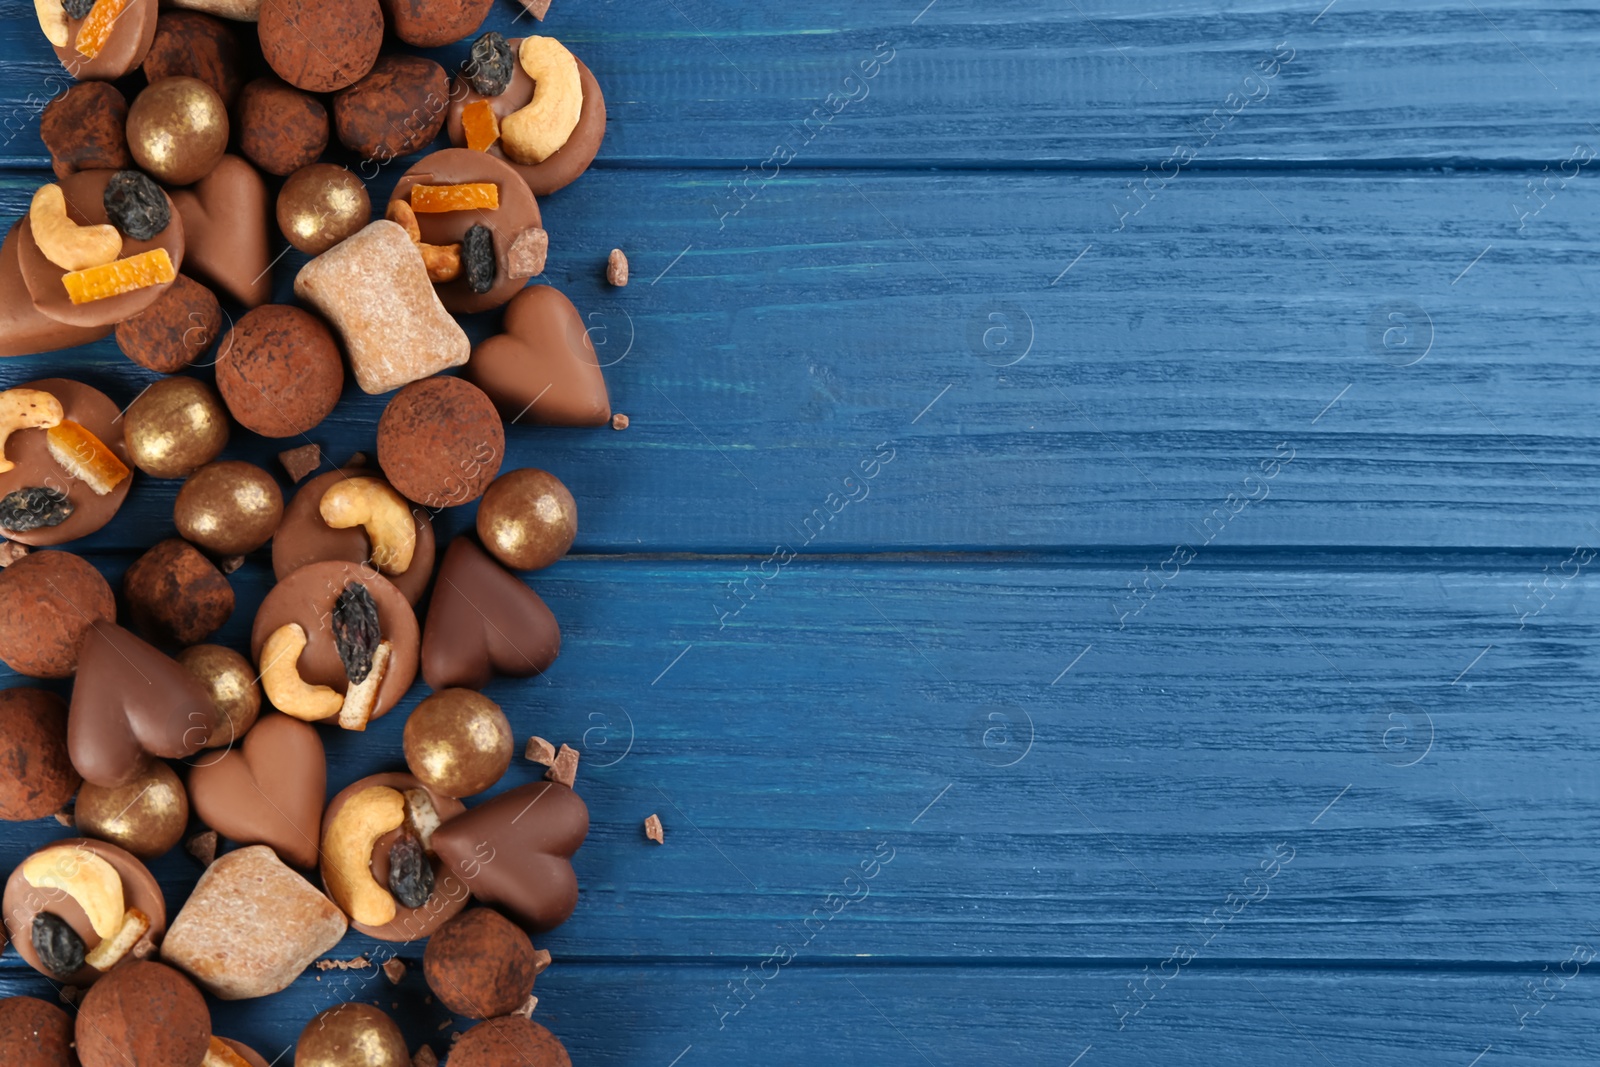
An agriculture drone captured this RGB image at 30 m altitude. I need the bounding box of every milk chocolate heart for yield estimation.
[188,713,326,869]
[466,286,611,427]
[68,620,222,787]
[169,155,271,308]
[431,780,588,932]
[422,537,560,691]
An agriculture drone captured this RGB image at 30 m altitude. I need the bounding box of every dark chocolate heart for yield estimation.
[187,713,326,869]
[466,285,611,426]
[168,154,271,308]
[421,536,560,691]
[67,620,221,787]
[431,781,588,932]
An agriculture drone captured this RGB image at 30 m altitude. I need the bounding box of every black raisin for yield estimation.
[61,0,93,17]
[464,32,515,98]
[331,581,381,684]
[103,170,170,242]
[32,912,85,979]
[463,224,495,294]
[0,486,73,533]
[388,834,434,909]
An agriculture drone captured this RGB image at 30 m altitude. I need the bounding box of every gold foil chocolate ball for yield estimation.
[175,460,284,556]
[178,644,262,749]
[123,376,230,479]
[276,163,371,255]
[296,1003,410,1067]
[475,468,577,571]
[127,77,230,186]
[75,761,189,859]
[404,689,513,798]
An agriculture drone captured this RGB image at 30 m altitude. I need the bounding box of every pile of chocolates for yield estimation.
[0,0,632,1061]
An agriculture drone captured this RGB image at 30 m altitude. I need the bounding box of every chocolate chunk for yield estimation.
[525,735,556,765]
[104,171,171,242]
[544,744,578,788]
[185,831,218,867]
[644,813,664,844]
[278,443,321,484]
[465,32,514,96]
[506,226,547,279]
[421,538,560,691]
[332,581,382,684]
[383,957,406,984]
[607,248,629,286]
[0,486,72,532]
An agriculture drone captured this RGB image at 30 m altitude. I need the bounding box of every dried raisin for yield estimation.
[332,581,381,684]
[103,170,170,241]
[464,32,514,98]
[32,912,85,979]
[0,486,73,533]
[463,224,495,294]
[61,0,93,16]
[388,833,433,909]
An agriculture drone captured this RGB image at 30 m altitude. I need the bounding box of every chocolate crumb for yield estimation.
[506,227,548,279]
[413,1048,439,1067]
[58,986,83,1008]
[544,744,579,787]
[530,947,552,977]
[217,555,245,574]
[0,540,29,567]
[316,955,371,971]
[607,248,629,287]
[53,807,73,827]
[524,735,556,765]
[644,813,664,844]
[346,452,370,469]
[522,0,552,19]
[512,994,538,1019]
[611,413,630,431]
[279,443,322,483]
[383,957,407,985]
[437,1020,453,1031]
[186,830,218,867]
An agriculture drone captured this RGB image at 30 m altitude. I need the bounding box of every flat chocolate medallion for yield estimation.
[272,468,436,606]
[188,713,326,869]
[0,224,112,357]
[446,52,606,197]
[0,379,132,546]
[51,0,160,82]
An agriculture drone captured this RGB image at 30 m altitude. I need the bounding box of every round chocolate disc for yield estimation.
[446,51,606,197]
[272,468,436,605]
[0,379,132,546]
[0,224,112,358]
[51,0,160,83]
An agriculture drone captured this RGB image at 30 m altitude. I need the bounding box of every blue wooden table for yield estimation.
[4,0,1600,1063]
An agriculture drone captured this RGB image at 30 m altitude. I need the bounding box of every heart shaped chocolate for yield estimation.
[422,537,560,691]
[431,780,589,932]
[466,285,611,426]
[67,620,222,787]
[169,154,271,308]
[188,713,326,869]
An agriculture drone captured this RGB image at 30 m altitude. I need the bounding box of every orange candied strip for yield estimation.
[462,101,502,153]
[61,247,175,305]
[46,420,129,496]
[409,183,500,213]
[75,0,133,59]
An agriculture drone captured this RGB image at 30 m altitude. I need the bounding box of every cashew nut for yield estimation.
[322,785,405,927]
[34,0,67,47]
[500,37,583,165]
[0,388,64,475]
[29,184,122,272]
[21,845,125,940]
[319,477,418,575]
[259,623,343,722]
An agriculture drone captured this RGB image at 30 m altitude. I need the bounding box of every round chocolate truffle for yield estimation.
[127,76,230,186]
[272,468,437,605]
[236,77,330,176]
[40,82,131,180]
[0,688,78,821]
[175,461,284,556]
[142,11,245,106]
[75,760,189,858]
[178,644,262,749]
[450,1017,571,1067]
[123,537,234,646]
[377,377,504,508]
[476,468,577,570]
[0,551,114,677]
[404,689,512,798]
[296,1003,408,1067]
[0,996,75,1067]
[275,164,371,256]
[259,0,383,93]
[423,907,540,1017]
[114,275,222,373]
[51,0,159,84]
[0,379,134,547]
[334,55,450,162]
[76,962,209,1067]
[123,377,228,479]
[215,305,345,437]
[383,0,493,48]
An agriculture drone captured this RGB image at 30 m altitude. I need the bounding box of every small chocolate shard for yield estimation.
[315,955,370,971]
[506,227,548,279]
[644,813,664,844]
[611,413,629,431]
[217,555,245,574]
[524,735,556,765]
[58,985,83,1008]
[346,452,370,469]
[383,957,407,985]
[53,807,73,827]
[512,994,538,1019]
[530,947,552,977]
[413,1047,439,1067]
[278,443,322,484]
[607,248,629,287]
[521,0,552,19]
[544,743,578,787]
[186,830,219,867]
[0,540,30,567]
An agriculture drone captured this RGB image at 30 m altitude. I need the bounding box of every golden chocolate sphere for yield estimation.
[174,460,284,556]
[296,1003,410,1067]
[403,689,513,798]
[127,77,229,186]
[123,376,229,479]
[177,644,261,749]
[75,761,188,859]
[476,468,577,571]
[276,164,371,256]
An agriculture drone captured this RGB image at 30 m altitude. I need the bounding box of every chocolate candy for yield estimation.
[0,379,133,546]
[68,620,222,787]
[259,0,383,92]
[127,76,230,186]
[114,275,222,373]
[174,460,284,556]
[383,0,493,48]
[123,537,234,646]
[236,77,330,177]
[216,306,345,436]
[169,154,272,308]
[390,149,543,313]
[476,468,577,570]
[51,0,159,83]
[446,48,607,197]
[220,1040,271,1067]
[0,688,78,821]
[334,55,450,161]
[431,780,588,932]
[0,550,114,677]
[75,961,210,1067]
[75,760,189,858]
[142,11,245,106]
[39,82,131,179]
[123,376,229,478]
[272,468,437,605]
[2,839,167,986]
[276,163,371,256]
[451,1017,571,1067]
[423,907,540,1017]
[296,1004,409,1067]
[467,286,613,427]
[404,689,513,797]
[377,376,504,508]
[422,537,560,690]
[0,996,76,1067]
[0,224,113,357]
[178,644,261,748]
[188,713,325,869]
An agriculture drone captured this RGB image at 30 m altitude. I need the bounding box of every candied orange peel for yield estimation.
[61,247,175,305]
[409,183,499,213]
[74,0,132,59]
[462,101,501,153]
[46,419,129,495]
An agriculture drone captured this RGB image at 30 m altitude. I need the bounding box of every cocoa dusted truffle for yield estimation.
[334,54,450,162]
[383,0,493,48]
[423,908,541,1017]
[377,376,504,508]
[39,82,131,179]
[236,77,329,176]
[451,1017,571,1067]
[76,961,211,1067]
[123,537,234,647]
[259,0,383,93]
[0,550,114,677]
[0,688,79,821]
[142,11,245,105]
[114,275,222,373]
[216,305,345,437]
[0,996,76,1067]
